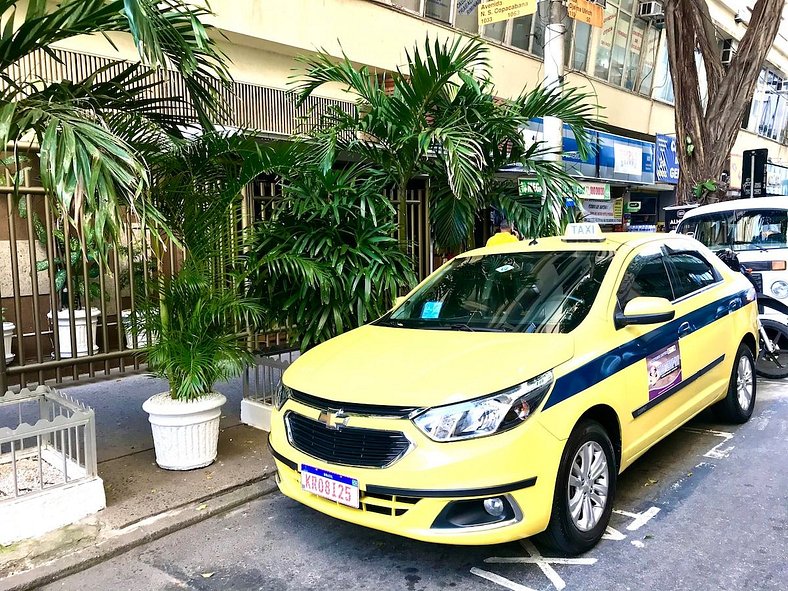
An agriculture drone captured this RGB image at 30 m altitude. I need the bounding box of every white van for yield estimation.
[675,197,788,303]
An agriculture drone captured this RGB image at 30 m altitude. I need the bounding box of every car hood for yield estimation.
[283,325,574,408]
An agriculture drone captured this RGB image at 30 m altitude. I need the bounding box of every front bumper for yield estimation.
[268,400,564,545]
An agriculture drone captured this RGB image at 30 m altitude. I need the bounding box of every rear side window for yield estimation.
[617,252,674,309]
[666,252,719,299]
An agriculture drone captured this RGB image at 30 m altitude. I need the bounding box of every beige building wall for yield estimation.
[50,0,788,170]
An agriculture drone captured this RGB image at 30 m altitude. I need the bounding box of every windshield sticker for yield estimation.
[420,301,443,319]
[495,264,515,273]
[647,342,682,401]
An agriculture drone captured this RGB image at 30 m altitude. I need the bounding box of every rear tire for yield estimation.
[716,343,756,423]
[756,319,788,379]
[535,420,616,556]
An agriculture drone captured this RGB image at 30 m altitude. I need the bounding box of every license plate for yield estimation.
[300,464,359,508]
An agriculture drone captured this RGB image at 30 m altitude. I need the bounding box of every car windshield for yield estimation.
[678,209,788,251]
[377,250,614,334]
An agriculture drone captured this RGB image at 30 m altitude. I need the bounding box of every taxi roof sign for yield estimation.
[563,222,606,242]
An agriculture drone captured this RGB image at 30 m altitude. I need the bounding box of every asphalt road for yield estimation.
[43,380,788,591]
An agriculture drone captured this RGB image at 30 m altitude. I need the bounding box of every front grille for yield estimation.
[285,412,411,468]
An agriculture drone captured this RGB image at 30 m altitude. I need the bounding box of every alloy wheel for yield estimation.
[567,441,609,532]
[736,354,754,411]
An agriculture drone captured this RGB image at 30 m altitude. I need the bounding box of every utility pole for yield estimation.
[543,0,566,162]
[543,0,567,223]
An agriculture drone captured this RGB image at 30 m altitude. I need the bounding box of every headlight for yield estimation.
[771,280,788,299]
[272,383,292,410]
[412,371,553,442]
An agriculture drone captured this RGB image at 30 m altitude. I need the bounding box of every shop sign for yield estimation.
[625,200,641,213]
[458,0,483,14]
[577,182,610,200]
[655,134,679,184]
[518,178,542,197]
[478,0,537,26]
[598,131,655,184]
[567,0,603,27]
[614,142,643,175]
[613,198,624,218]
[580,199,620,224]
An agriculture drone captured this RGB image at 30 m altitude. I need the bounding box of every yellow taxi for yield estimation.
[267,224,759,555]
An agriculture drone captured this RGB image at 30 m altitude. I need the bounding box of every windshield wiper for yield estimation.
[448,323,508,333]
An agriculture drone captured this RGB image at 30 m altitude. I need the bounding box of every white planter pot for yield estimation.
[47,308,100,358]
[121,309,152,349]
[3,321,15,363]
[142,392,226,470]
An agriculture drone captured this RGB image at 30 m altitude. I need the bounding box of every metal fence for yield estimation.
[0,156,177,392]
[0,386,97,499]
[0,47,433,391]
[243,349,300,405]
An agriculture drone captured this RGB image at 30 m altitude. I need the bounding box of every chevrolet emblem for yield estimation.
[317,409,349,430]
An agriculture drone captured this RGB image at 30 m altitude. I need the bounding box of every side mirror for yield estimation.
[615,297,675,329]
[393,295,407,309]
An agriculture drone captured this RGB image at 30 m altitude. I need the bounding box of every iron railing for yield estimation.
[0,386,97,499]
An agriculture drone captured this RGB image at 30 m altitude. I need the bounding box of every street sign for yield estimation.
[741,148,768,197]
[478,0,537,27]
[518,178,542,197]
[567,0,603,27]
[655,134,679,184]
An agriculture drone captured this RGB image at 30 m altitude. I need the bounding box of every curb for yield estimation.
[0,476,279,591]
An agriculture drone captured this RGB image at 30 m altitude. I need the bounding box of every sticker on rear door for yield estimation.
[647,342,682,400]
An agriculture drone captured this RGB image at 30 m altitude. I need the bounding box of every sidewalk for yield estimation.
[0,373,277,590]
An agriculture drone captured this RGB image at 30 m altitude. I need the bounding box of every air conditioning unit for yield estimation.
[721,39,736,66]
[638,1,664,19]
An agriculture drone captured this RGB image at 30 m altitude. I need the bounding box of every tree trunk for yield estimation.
[664,0,785,204]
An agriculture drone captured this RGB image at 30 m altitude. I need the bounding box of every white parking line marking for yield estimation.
[484,540,597,591]
[470,567,537,591]
[613,506,661,531]
[631,540,645,548]
[602,525,626,541]
[683,427,735,459]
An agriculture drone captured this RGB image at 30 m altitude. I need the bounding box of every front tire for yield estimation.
[716,343,756,423]
[755,319,788,379]
[536,420,616,556]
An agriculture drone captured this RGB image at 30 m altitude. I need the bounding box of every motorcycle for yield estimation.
[716,249,788,379]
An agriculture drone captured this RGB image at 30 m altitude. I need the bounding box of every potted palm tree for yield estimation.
[138,267,263,470]
[34,221,105,358]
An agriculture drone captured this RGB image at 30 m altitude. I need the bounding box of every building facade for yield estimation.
[49,0,788,229]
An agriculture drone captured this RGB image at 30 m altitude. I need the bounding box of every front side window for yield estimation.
[617,250,673,309]
[666,252,719,299]
[380,250,615,334]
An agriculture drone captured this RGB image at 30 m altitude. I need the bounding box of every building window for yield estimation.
[652,36,674,104]
[510,15,534,52]
[425,0,451,22]
[392,0,422,12]
[624,18,645,90]
[572,21,592,71]
[638,25,660,94]
[594,5,618,80]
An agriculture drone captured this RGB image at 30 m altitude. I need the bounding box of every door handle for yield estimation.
[678,321,693,338]
[728,299,741,312]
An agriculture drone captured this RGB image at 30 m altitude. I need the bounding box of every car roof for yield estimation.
[682,196,788,219]
[460,232,673,258]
